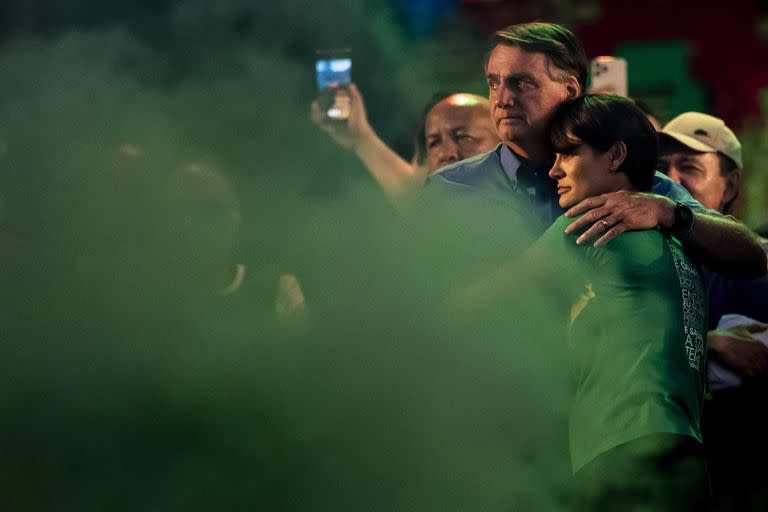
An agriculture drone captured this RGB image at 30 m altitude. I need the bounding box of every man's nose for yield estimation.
[437,139,461,164]
[494,83,515,108]
[666,167,682,185]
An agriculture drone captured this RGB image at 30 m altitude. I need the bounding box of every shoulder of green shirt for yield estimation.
[546,213,674,271]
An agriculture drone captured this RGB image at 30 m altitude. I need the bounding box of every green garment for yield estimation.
[534,214,707,473]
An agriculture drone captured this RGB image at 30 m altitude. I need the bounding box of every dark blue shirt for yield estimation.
[703,241,768,329]
[427,144,712,234]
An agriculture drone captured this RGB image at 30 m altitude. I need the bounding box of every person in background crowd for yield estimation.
[165,164,245,298]
[165,163,307,321]
[416,91,500,173]
[658,112,768,511]
[311,84,499,201]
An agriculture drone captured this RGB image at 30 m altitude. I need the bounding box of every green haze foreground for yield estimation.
[0,3,601,510]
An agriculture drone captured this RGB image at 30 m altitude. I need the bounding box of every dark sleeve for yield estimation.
[708,272,768,327]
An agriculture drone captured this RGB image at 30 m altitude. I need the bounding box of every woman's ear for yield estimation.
[608,141,627,171]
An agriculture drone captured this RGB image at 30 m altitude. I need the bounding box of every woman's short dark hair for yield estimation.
[491,22,588,94]
[549,94,658,191]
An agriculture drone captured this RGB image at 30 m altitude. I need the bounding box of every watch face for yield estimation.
[673,203,695,237]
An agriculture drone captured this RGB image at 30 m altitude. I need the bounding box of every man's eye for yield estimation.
[487,79,498,89]
[427,139,439,148]
[517,79,536,91]
[457,134,474,141]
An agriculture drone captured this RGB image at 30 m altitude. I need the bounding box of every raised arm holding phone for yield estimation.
[311,49,501,202]
[312,83,424,201]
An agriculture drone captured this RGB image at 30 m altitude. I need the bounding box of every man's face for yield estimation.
[657,151,728,211]
[485,45,576,151]
[424,100,499,173]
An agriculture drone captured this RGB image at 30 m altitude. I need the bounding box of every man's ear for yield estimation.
[564,76,580,99]
[722,169,742,212]
[608,141,627,171]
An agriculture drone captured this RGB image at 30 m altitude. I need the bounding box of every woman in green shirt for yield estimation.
[542,94,710,510]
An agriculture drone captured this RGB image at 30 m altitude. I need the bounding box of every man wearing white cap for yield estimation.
[659,112,768,510]
[658,112,768,333]
[658,112,743,215]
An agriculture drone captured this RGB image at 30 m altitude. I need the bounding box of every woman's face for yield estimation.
[548,141,617,209]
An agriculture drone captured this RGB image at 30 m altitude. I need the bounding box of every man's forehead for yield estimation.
[658,135,710,156]
[486,44,551,71]
[426,102,488,131]
[658,150,713,162]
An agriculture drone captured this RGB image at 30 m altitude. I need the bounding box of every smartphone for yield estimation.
[590,56,628,97]
[315,48,352,121]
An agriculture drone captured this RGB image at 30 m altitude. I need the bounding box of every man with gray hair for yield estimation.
[426,21,766,278]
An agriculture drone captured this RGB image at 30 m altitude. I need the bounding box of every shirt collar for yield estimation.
[499,144,564,229]
[499,144,522,188]
[499,144,542,197]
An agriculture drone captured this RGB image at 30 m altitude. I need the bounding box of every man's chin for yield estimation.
[497,124,523,139]
[498,129,535,148]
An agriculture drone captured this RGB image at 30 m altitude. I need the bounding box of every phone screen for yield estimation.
[316,57,351,89]
[315,49,351,120]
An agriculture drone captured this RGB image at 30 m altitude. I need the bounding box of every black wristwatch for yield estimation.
[669,202,696,240]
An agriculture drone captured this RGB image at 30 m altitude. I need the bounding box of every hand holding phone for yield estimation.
[315,49,352,121]
[311,83,372,151]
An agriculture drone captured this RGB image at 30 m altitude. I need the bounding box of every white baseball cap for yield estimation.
[660,112,742,169]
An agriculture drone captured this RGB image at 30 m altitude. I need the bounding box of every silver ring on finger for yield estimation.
[600,219,610,231]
